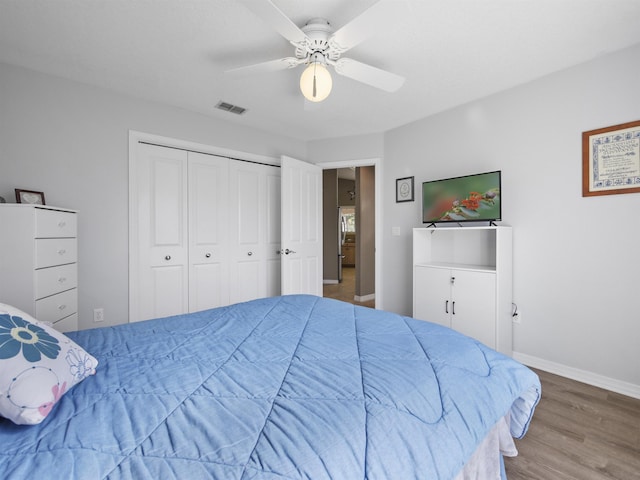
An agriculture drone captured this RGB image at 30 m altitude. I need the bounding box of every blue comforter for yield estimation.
[0,295,540,479]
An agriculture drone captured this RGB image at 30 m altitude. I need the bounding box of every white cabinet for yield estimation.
[0,205,79,332]
[413,226,512,355]
[130,143,281,322]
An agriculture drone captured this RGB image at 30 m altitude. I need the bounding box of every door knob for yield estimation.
[284,248,296,255]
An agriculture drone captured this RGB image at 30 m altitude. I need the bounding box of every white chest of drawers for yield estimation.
[0,205,78,332]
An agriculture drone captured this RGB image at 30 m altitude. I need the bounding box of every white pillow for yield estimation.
[0,303,98,425]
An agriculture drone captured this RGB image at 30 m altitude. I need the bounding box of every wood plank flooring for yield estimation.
[323,267,375,308]
[505,369,640,480]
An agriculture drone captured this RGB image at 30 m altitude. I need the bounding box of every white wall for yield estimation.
[307,133,384,163]
[2,42,639,395]
[0,63,306,330]
[382,44,640,393]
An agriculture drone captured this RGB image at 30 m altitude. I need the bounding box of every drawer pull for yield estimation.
[58,221,67,228]
[58,304,67,311]
[58,249,67,256]
[205,253,211,258]
[58,277,67,284]
[165,255,171,261]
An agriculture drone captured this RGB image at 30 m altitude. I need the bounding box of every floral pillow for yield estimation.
[0,303,98,425]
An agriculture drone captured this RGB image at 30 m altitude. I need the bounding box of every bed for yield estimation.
[0,295,540,479]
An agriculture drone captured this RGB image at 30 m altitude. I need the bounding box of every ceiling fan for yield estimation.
[228,0,405,102]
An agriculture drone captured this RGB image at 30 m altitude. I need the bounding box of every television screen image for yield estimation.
[422,171,501,224]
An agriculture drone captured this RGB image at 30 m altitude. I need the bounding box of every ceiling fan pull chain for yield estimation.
[313,69,317,98]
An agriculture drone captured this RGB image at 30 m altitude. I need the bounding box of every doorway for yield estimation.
[322,165,376,309]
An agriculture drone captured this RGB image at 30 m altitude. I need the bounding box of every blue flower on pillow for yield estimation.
[0,314,61,362]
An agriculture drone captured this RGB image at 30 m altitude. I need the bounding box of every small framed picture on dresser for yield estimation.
[15,189,46,205]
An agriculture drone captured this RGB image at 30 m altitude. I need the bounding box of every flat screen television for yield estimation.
[422,170,501,224]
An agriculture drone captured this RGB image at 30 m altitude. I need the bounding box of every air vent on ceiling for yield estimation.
[215,101,247,115]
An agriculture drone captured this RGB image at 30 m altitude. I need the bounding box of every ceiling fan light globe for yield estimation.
[300,63,332,102]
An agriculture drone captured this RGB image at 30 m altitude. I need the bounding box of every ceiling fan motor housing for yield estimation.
[295,18,341,65]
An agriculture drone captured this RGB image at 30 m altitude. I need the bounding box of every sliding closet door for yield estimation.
[188,152,229,312]
[131,140,282,322]
[228,161,281,304]
[133,143,189,321]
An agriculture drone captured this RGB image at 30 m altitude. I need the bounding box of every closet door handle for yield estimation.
[445,300,449,314]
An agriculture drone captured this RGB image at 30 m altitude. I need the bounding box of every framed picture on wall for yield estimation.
[582,120,640,197]
[15,189,46,205]
[396,176,414,203]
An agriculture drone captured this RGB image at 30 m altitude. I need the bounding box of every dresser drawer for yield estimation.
[52,313,78,333]
[35,209,77,238]
[35,288,77,323]
[35,238,77,268]
[35,263,78,299]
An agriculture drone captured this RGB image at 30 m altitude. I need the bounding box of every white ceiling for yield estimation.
[1,0,640,142]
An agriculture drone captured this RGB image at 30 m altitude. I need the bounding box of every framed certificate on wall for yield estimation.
[582,120,640,197]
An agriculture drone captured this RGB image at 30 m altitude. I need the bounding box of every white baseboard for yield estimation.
[513,352,640,400]
[354,293,375,302]
[323,279,339,285]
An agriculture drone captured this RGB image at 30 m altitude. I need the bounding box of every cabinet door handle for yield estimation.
[445,300,449,314]
[452,301,455,315]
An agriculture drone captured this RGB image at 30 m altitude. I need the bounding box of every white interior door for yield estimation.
[280,155,322,296]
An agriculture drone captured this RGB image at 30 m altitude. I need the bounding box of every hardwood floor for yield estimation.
[323,266,375,308]
[505,369,640,480]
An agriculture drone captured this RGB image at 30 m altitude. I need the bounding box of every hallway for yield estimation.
[323,267,375,309]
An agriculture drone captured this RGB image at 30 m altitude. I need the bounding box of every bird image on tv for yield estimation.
[422,171,501,223]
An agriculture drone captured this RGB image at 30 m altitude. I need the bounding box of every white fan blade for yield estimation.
[334,58,405,92]
[329,0,395,52]
[237,0,307,44]
[226,57,302,76]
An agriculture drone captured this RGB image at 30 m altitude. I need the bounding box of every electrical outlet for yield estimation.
[93,308,105,323]
[512,312,521,324]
